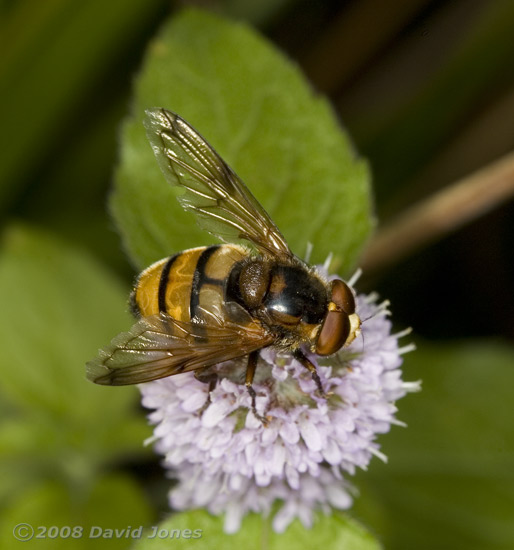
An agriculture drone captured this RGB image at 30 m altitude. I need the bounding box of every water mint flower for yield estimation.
[139,264,418,533]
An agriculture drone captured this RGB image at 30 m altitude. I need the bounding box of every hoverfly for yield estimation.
[87,109,361,422]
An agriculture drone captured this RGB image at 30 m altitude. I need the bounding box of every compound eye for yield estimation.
[331,279,355,314]
[315,310,350,356]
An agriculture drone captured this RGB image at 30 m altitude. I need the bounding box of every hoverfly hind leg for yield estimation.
[245,350,269,426]
[194,369,219,416]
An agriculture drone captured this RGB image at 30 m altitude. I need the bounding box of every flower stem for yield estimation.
[361,150,514,273]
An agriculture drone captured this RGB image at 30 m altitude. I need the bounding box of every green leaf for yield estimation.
[0,475,153,550]
[0,0,167,208]
[130,509,381,549]
[112,8,373,274]
[0,224,150,473]
[353,340,514,550]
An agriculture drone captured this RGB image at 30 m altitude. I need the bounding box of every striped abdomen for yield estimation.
[131,244,248,323]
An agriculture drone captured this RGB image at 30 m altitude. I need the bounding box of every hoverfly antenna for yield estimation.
[361,298,391,324]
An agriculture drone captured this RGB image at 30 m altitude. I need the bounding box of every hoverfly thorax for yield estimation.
[315,279,361,356]
[263,263,328,327]
[230,259,327,329]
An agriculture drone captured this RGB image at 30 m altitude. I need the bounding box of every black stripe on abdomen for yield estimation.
[190,245,222,320]
[158,253,181,313]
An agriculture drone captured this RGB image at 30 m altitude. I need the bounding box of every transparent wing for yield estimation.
[86,310,273,386]
[144,108,292,257]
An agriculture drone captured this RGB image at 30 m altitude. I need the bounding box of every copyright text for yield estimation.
[13,524,203,541]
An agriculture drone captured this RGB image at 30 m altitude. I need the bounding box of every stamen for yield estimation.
[323,252,333,272]
[393,327,413,339]
[390,418,408,427]
[403,380,422,392]
[362,291,379,304]
[348,267,362,287]
[398,343,417,355]
[368,446,388,463]
[377,299,391,311]
[304,242,313,263]
[144,435,158,446]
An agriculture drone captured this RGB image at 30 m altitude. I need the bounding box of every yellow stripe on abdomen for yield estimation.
[134,247,203,320]
[133,244,247,324]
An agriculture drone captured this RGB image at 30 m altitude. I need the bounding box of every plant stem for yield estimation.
[360,150,514,272]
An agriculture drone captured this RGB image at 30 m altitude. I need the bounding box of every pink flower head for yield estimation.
[139,263,419,533]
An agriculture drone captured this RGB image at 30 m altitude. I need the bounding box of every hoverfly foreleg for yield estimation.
[194,369,219,415]
[293,350,330,398]
[245,350,269,425]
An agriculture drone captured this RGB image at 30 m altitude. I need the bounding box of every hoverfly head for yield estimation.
[315,279,361,356]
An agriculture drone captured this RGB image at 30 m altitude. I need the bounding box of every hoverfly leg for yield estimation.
[293,350,331,399]
[194,369,219,415]
[245,350,269,426]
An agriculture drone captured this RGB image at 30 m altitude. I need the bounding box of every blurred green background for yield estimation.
[1,1,513,549]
